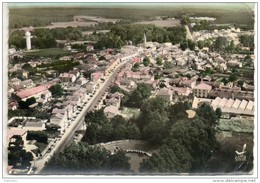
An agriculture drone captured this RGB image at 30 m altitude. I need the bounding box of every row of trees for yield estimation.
[43,142,131,174]
[26,131,48,144]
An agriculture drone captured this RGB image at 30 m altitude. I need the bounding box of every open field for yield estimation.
[9,4,254,29]
[24,48,71,57]
[134,19,180,27]
[74,15,120,23]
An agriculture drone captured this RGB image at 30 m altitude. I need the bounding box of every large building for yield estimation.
[193,82,212,98]
[13,83,52,102]
[211,97,254,116]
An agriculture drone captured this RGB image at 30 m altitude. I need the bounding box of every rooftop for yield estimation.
[16,83,52,99]
[194,82,212,90]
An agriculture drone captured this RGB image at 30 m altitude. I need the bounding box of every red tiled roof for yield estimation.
[132,57,140,63]
[16,83,52,99]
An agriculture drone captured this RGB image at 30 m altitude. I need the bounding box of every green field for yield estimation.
[9,3,255,29]
[25,48,71,58]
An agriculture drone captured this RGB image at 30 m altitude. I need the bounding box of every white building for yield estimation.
[25,31,32,51]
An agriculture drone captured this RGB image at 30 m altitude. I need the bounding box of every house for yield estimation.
[8,48,16,55]
[104,105,119,118]
[170,87,191,96]
[193,82,212,98]
[7,129,27,143]
[216,63,227,72]
[10,78,21,86]
[8,101,18,111]
[59,73,77,83]
[37,90,52,104]
[50,113,66,133]
[85,81,96,93]
[69,69,81,78]
[13,83,52,102]
[156,88,173,101]
[23,121,46,131]
[179,78,196,89]
[91,72,104,83]
[105,92,124,108]
[76,77,88,85]
[227,60,242,68]
[59,56,72,61]
[21,79,35,89]
[242,83,254,92]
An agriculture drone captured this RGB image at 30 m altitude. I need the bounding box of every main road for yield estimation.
[33,60,127,174]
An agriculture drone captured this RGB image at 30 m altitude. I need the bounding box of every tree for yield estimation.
[43,142,131,174]
[109,85,125,94]
[143,57,150,66]
[196,103,218,126]
[156,57,163,66]
[132,63,140,71]
[213,36,229,52]
[48,84,64,97]
[8,136,33,168]
[237,80,244,87]
[239,34,254,49]
[99,56,106,61]
[168,102,191,126]
[136,98,170,144]
[27,131,48,144]
[26,97,36,106]
[226,40,236,53]
[229,73,238,82]
[180,15,190,25]
[188,39,196,50]
[18,97,36,109]
[125,83,152,108]
[104,150,131,172]
[22,63,32,70]
[215,108,222,119]
[111,115,127,128]
[169,117,218,170]
[180,41,188,51]
[197,40,205,49]
[140,139,193,173]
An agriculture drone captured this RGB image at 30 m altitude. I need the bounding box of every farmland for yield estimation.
[9,3,254,29]
[133,19,180,27]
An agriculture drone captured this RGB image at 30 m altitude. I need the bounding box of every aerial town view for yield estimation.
[5,2,256,176]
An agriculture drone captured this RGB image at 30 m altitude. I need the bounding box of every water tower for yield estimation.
[25,31,32,50]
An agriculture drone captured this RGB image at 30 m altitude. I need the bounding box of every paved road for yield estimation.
[185,25,194,41]
[33,61,127,174]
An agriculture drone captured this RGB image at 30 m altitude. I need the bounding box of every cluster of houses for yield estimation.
[192,27,254,50]
[7,31,255,171]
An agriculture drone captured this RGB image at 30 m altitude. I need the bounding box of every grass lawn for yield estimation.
[24,48,71,58]
[121,107,140,119]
